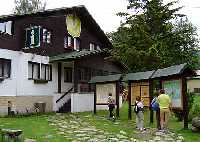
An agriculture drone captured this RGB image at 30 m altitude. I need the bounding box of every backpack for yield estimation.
[134,102,139,113]
[151,97,159,111]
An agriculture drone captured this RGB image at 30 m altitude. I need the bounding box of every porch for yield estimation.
[49,50,122,112]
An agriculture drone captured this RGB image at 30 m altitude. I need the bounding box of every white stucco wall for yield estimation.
[71,93,122,113]
[0,48,73,97]
[187,79,200,93]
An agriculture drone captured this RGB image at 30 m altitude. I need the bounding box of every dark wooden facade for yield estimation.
[0,6,111,56]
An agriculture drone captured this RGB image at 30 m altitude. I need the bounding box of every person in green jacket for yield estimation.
[157,89,171,130]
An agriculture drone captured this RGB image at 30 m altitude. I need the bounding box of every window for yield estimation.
[25,26,40,48]
[28,62,52,81]
[64,35,80,51]
[0,59,11,78]
[194,88,200,93]
[64,67,72,82]
[41,64,52,81]
[43,29,51,44]
[0,21,12,35]
[74,38,80,51]
[28,62,40,79]
[89,43,101,51]
[90,43,95,51]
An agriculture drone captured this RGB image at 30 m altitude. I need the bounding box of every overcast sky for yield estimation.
[0,0,200,35]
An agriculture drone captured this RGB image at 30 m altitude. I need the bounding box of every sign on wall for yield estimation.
[96,83,116,104]
[131,82,150,106]
[163,79,182,109]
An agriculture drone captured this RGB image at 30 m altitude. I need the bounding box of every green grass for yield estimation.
[0,103,200,142]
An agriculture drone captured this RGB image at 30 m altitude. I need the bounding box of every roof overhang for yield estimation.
[49,49,107,62]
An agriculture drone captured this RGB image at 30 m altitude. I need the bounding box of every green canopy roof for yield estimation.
[49,49,105,62]
[123,70,155,81]
[151,63,187,79]
[89,74,122,84]
[123,63,189,81]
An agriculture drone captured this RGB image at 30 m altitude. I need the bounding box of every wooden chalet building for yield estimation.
[0,6,124,114]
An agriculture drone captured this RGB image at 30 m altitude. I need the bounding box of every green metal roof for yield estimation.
[123,70,156,81]
[89,74,122,84]
[151,63,187,79]
[123,63,188,81]
[49,49,105,62]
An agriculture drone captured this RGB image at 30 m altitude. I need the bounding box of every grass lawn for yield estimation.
[0,103,199,142]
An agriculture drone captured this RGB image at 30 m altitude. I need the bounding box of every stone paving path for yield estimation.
[47,114,185,142]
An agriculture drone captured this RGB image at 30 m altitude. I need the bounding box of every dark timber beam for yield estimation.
[73,61,78,92]
[94,84,96,114]
[149,79,154,123]
[116,81,120,117]
[182,77,188,129]
[128,81,132,119]
[58,62,62,93]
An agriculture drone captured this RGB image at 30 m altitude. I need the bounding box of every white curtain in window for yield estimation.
[45,65,49,80]
[5,21,12,35]
[3,62,9,77]
[41,64,46,80]
[0,62,3,76]
[0,23,6,33]
[28,63,33,78]
[33,64,39,79]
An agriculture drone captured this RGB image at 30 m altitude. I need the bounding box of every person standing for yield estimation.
[151,90,161,130]
[135,96,145,131]
[157,89,171,130]
[107,93,115,119]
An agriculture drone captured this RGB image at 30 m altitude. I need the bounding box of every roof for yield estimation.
[49,49,106,62]
[187,76,200,80]
[0,5,112,47]
[123,63,189,81]
[151,63,187,79]
[123,70,155,81]
[89,74,122,84]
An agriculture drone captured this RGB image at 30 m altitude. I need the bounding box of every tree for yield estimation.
[14,0,46,14]
[109,0,199,72]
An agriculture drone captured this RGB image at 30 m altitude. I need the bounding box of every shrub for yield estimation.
[189,95,200,120]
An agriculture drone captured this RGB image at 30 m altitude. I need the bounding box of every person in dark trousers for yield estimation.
[107,93,115,119]
[154,90,161,130]
[8,101,12,115]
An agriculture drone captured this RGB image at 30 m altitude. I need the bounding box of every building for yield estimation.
[0,6,124,115]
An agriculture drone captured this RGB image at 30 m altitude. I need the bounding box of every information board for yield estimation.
[96,83,116,104]
[163,80,182,109]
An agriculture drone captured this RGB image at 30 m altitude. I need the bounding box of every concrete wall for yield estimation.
[71,93,122,113]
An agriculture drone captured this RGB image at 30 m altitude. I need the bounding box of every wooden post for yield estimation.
[73,61,78,92]
[149,79,154,123]
[58,62,62,93]
[94,84,96,114]
[182,77,188,129]
[128,81,132,119]
[116,81,120,117]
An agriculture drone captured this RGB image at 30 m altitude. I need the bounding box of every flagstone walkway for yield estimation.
[47,114,185,142]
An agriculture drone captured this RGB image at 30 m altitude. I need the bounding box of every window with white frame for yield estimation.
[194,88,200,93]
[41,64,52,81]
[28,62,40,79]
[89,43,101,51]
[0,21,12,35]
[64,35,80,51]
[0,59,11,78]
[28,62,52,81]
[43,28,51,44]
[25,26,40,48]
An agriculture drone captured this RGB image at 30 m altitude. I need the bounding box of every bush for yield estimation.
[189,95,200,120]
